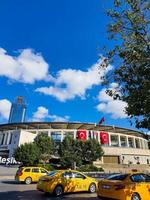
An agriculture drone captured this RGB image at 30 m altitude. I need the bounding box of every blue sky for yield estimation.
[0,0,141,131]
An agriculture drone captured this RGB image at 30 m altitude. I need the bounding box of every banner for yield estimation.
[77,130,87,140]
[100,131,109,144]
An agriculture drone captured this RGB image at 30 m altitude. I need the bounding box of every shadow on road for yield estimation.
[0,190,99,200]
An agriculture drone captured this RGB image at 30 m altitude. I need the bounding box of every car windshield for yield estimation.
[47,171,58,177]
[106,174,128,181]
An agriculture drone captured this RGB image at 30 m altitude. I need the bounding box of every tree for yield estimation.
[81,139,104,164]
[34,133,54,163]
[59,136,103,169]
[101,0,150,129]
[14,143,39,166]
[59,135,81,169]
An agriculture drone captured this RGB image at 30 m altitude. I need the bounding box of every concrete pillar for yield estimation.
[61,131,64,142]
[6,132,10,145]
[133,137,136,148]
[108,133,111,146]
[126,136,129,147]
[118,135,121,147]
[86,131,89,140]
[74,130,77,140]
[98,131,100,143]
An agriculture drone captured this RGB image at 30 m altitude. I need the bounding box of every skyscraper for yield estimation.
[8,96,26,123]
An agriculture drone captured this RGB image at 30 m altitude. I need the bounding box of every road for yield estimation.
[0,179,100,200]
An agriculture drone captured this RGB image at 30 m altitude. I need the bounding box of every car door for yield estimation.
[71,172,88,192]
[130,173,150,200]
[60,171,73,192]
[40,168,48,178]
[31,168,40,182]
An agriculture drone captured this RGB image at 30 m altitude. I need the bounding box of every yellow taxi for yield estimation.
[37,170,97,196]
[15,166,49,184]
[97,172,150,200]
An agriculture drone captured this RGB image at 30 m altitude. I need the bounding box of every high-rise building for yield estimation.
[8,96,26,123]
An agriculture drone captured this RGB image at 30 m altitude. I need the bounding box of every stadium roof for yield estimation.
[0,122,146,138]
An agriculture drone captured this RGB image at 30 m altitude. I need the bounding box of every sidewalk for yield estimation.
[0,165,17,180]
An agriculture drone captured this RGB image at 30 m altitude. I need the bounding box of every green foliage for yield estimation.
[59,136,103,169]
[78,164,104,172]
[59,135,81,169]
[36,163,55,171]
[14,143,40,166]
[103,0,150,129]
[34,133,54,162]
[82,139,104,164]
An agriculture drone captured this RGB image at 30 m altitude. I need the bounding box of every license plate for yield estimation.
[102,184,111,189]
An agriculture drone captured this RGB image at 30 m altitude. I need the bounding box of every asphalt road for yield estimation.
[0,179,100,200]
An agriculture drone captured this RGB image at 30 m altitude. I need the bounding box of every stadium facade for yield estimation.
[0,122,149,165]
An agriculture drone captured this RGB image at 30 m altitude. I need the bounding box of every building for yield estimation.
[0,122,150,165]
[8,96,26,123]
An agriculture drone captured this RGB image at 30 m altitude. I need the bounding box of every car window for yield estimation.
[131,174,150,182]
[72,172,86,179]
[62,172,73,179]
[24,168,31,172]
[41,169,48,174]
[47,171,58,177]
[32,168,39,173]
[107,174,128,180]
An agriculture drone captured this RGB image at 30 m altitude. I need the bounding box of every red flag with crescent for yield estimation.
[98,117,105,125]
[77,130,87,140]
[100,131,109,144]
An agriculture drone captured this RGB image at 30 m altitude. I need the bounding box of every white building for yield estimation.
[0,122,149,165]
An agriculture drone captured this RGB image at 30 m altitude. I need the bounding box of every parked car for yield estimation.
[37,170,97,196]
[15,166,49,184]
[97,172,150,200]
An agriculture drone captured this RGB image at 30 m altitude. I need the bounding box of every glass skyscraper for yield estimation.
[8,96,26,123]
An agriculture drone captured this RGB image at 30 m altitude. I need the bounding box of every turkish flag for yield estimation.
[100,131,109,144]
[77,130,87,140]
[98,117,105,125]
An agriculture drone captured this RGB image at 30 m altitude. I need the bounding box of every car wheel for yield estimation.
[25,177,32,185]
[89,183,96,193]
[53,185,63,196]
[131,193,141,200]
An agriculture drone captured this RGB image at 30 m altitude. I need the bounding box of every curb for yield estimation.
[0,176,14,180]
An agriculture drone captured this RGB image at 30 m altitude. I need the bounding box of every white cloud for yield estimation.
[0,99,11,121]
[36,58,113,102]
[0,48,49,84]
[32,106,70,122]
[32,106,49,121]
[96,83,127,119]
[48,115,70,122]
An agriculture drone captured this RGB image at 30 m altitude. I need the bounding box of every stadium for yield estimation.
[0,122,150,166]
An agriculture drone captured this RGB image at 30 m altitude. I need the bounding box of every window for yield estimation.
[0,133,5,145]
[51,132,62,142]
[63,132,74,139]
[24,168,31,172]
[9,133,13,144]
[32,168,39,173]
[41,169,48,174]
[135,138,140,148]
[38,131,48,136]
[72,172,86,179]
[110,135,119,147]
[128,137,134,148]
[47,171,58,177]
[62,172,72,179]
[120,136,127,147]
[131,174,150,183]
[107,174,128,181]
